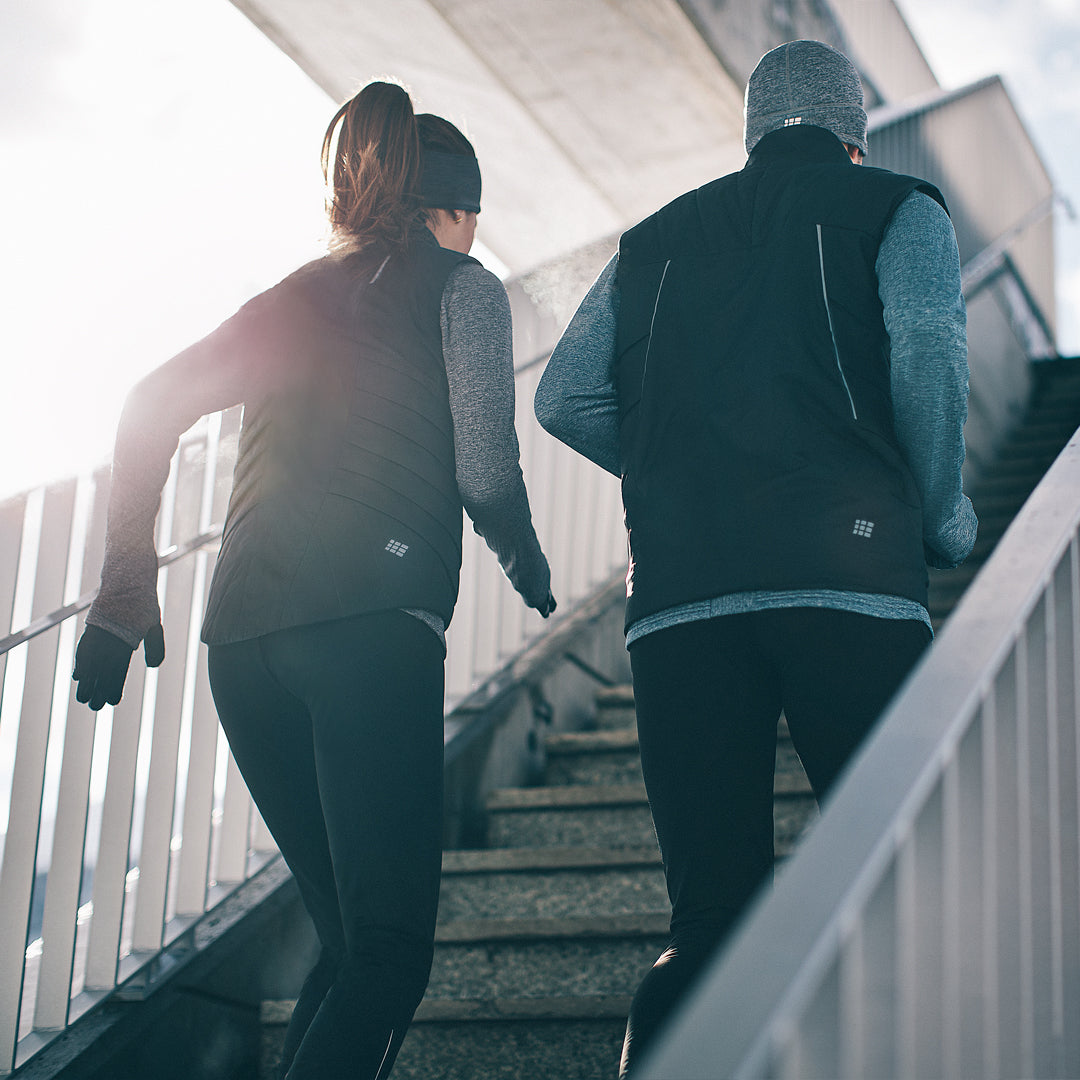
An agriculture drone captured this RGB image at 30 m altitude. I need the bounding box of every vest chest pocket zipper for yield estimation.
[816,224,858,421]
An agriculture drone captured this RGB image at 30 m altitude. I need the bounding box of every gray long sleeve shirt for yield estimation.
[535,191,977,643]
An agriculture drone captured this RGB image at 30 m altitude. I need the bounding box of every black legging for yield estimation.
[208,610,446,1080]
[620,608,931,1077]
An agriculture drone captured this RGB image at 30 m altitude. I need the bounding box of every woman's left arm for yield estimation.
[441,263,553,615]
[87,293,281,639]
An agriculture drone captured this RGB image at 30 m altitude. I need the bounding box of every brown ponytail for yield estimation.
[321,81,421,250]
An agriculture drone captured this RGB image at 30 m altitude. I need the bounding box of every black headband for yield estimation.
[420,149,481,214]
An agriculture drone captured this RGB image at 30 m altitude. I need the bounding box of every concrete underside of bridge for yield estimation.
[225,0,882,279]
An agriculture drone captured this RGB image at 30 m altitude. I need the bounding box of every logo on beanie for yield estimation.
[784,116,803,127]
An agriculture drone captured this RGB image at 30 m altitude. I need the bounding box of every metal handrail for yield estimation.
[0,525,223,658]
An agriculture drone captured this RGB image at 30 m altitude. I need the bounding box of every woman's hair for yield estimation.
[321,80,422,250]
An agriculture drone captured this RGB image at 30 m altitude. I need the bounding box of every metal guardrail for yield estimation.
[641,427,1080,1079]
[0,365,625,1072]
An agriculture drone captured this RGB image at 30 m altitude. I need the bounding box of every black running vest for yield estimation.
[202,230,475,644]
[616,125,946,629]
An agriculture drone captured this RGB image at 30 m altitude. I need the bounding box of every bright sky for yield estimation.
[896,0,1080,353]
[1,0,1078,501]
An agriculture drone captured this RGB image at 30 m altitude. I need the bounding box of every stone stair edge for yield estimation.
[434,912,669,944]
[412,994,635,1023]
[260,995,635,1026]
[545,728,640,753]
[441,845,661,874]
[487,782,649,812]
[487,774,810,811]
[594,685,635,706]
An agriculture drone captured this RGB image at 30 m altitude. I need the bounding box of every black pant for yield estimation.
[619,608,931,1077]
[207,610,446,1080]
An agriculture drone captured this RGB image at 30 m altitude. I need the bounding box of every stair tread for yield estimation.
[414,995,634,1023]
[488,782,648,811]
[435,912,669,943]
[263,995,636,1024]
[546,728,639,754]
[595,685,634,707]
[442,846,661,874]
[489,771,811,811]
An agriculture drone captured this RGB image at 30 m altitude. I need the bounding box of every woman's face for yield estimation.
[429,209,478,254]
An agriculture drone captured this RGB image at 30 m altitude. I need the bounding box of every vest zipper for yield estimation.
[640,259,671,394]
[816,224,858,421]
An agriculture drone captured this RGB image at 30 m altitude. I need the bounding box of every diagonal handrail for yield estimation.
[0,524,224,658]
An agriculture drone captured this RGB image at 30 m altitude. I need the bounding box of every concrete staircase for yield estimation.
[258,687,817,1079]
[928,357,1080,628]
[390,688,814,1079]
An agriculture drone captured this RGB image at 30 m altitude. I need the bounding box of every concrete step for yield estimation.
[259,997,630,1080]
[486,782,657,850]
[394,998,629,1079]
[427,913,667,1000]
[593,684,636,730]
[438,846,665,922]
[544,727,643,786]
[485,781,816,853]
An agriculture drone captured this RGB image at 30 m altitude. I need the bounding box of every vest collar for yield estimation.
[746,124,853,169]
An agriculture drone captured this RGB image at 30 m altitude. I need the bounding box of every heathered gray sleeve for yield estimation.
[878,190,978,569]
[441,262,552,609]
[86,311,260,647]
[534,255,622,477]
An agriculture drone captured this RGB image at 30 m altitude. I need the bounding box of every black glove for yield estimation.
[536,591,557,619]
[73,623,165,711]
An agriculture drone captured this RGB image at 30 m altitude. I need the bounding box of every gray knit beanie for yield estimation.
[744,40,868,156]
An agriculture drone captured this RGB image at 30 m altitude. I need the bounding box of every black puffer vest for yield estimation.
[616,125,946,630]
[202,229,475,644]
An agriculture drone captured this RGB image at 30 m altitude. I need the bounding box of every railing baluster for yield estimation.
[895,833,917,1079]
[1063,539,1080,1068]
[174,558,218,918]
[982,690,1002,1080]
[956,713,988,1073]
[942,753,962,1079]
[83,677,146,991]
[860,866,899,1077]
[34,473,107,1028]
[1017,622,1038,1078]
[838,918,867,1079]
[1029,591,1059,1076]
[0,481,76,1064]
[0,495,26,697]
[213,753,252,887]
[130,447,204,951]
[33,620,93,1032]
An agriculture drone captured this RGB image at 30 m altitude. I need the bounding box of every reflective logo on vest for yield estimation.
[385,539,410,557]
[852,519,875,538]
